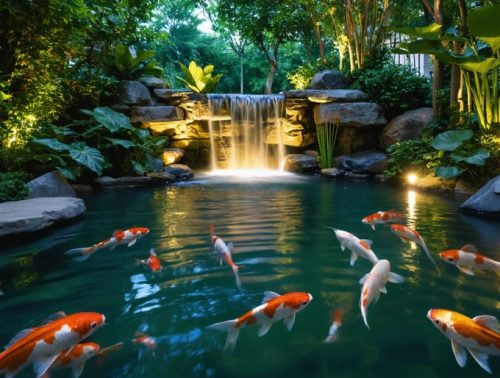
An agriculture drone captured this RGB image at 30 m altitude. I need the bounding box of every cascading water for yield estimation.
[207,94,285,174]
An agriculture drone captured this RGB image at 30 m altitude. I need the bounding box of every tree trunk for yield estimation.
[312,17,327,65]
[450,0,468,108]
[432,0,445,119]
[264,60,277,94]
[239,53,244,94]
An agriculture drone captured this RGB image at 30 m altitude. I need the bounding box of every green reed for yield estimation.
[317,121,340,168]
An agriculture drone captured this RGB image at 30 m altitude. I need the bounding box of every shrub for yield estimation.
[348,63,431,119]
[0,172,30,203]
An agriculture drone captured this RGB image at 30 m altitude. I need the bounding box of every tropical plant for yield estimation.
[316,121,341,169]
[177,61,223,93]
[0,171,30,203]
[114,44,164,80]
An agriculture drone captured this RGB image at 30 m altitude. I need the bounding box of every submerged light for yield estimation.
[407,173,418,185]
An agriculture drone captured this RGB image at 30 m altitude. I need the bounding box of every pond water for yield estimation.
[1,175,499,378]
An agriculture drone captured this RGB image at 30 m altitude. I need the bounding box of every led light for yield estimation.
[407,173,418,185]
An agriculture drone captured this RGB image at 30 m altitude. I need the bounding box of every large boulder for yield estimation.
[27,171,76,198]
[380,107,434,148]
[130,106,184,123]
[309,70,349,89]
[139,76,167,89]
[334,151,388,173]
[314,102,387,128]
[117,80,152,106]
[460,175,500,218]
[0,197,85,238]
[282,154,318,173]
[163,164,193,180]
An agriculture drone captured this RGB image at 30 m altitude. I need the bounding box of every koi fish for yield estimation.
[132,333,157,350]
[210,224,241,291]
[0,311,105,378]
[362,210,405,230]
[65,227,150,262]
[359,259,404,329]
[427,309,500,374]
[136,248,163,273]
[325,309,343,343]
[439,244,500,276]
[42,342,100,378]
[328,227,379,266]
[207,291,313,352]
[390,224,439,270]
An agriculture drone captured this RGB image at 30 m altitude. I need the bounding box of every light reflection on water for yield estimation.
[0,177,499,377]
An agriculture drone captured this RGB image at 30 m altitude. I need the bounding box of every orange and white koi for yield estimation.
[427,309,500,374]
[210,224,241,291]
[42,342,100,378]
[65,227,150,262]
[325,309,343,343]
[362,210,405,230]
[137,248,163,273]
[359,259,404,329]
[439,244,500,276]
[207,291,313,352]
[328,227,379,266]
[0,311,105,378]
[132,333,157,350]
[390,224,439,270]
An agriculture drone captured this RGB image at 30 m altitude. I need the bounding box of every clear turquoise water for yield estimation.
[1,175,499,378]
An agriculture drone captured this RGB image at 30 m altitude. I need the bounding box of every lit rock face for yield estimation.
[379,107,433,149]
[460,175,500,218]
[162,148,185,165]
[313,102,387,128]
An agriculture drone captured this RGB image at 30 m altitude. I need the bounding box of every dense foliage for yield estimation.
[0,172,29,203]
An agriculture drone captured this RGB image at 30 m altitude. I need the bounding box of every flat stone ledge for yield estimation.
[284,89,368,103]
[0,197,85,238]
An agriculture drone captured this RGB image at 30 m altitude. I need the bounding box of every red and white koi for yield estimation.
[210,224,241,290]
[65,227,150,262]
[42,342,100,378]
[132,333,157,350]
[207,291,313,352]
[359,259,404,329]
[439,244,500,276]
[136,248,163,273]
[325,309,343,344]
[0,311,105,378]
[328,227,379,266]
[390,224,439,270]
[427,309,500,374]
[362,210,405,230]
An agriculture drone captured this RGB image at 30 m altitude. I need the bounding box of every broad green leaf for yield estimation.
[459,58,500,75]
[431,129,474,151]
[131,160,146,175]
[392,23,442,40]
[68,142,105,175]
[104,137,136,149]
[0,90,11,101]
[141,61,164,78]
[452,149,490,166]
[467,4,500,51]
[32,138,70,152]
[435,166,464,179]
[57,167,78,180]
[134,129,151,140]
[92,107,133,132]
[115,44,132,73]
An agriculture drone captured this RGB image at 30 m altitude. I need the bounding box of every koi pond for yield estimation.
[1,175,499,377]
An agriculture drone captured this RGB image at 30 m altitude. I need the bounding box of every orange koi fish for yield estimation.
[132,333,157,350]
[65,227,150,262]
[427,309,500,374]
[359,259,404,329]
[42,342,100,378]
[390,224,439,270]
[439,244,500,276]
[328,227,379,266]
[137,248,163,273]
[362,210,405,230]
[207,291,313,352]
[210,224,241,291]
[0,311,105,378]
[325,309,343,344]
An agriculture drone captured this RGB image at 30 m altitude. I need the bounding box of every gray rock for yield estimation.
[309,70,349,89]
[116,176,152,186]
[0,197,85,238]
[139,76,167,89]
[284,89,367,103]
[337,127,380,154]
[334,151,388,173]
[154,88,193,100]
[162,148,185,165]
[314,102,387,128]
[147,172,176,183]
[321,168,345,178]
[130,106,184,123]
[94,176,118,187]
[345,172,370,180]
[27,171,76,198]
[460,175,500,217]
[283,154,318,173]
[163,164,193,180]
[117,80,152,106]
[380,107,433,149]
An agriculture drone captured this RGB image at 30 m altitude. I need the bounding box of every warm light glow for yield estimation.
[207,169,293,178]
[407,173,418,185]
[407,190,417,226]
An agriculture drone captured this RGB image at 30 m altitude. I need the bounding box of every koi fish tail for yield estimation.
[360,303,370,329]
[64,247,97,262]
[206,319,239,352]
[333,309,343,325]
[419,242,440,271]
[232,265,242,292]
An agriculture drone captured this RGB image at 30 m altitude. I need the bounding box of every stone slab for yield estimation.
[314,102,387,128]
[284,89,367,103]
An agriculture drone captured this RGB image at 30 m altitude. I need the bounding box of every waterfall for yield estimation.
[207,94,285,172]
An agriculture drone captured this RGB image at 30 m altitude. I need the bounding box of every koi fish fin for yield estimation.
[40,311,67,325]
[399,237,407,243]
[232,266,242,292]
[467,348,491,374]
[380,286,388,294]
[0,289,3,295]
[283,313,296,331]
[257,321,273,337]
[64,247,95,262]
[461,244,477,253]
[360,304,370,329]
[227,242,234,251]
[149,248,157,257]
[33,354,59,378]
[457,266,475,276]
[209,224,215,238]
[71,363,85,378]
[127,239,137,247]
[219,259,223,266]
[419,244,439,271]
[4,328,34,349]
[206,319,239,353]
[262,291,281,303]
[472,315,498,330]
[371,224,376,231]
[451,340,467,367]
[388,272,405,284]
[350,252,358,266]
[373,291,381,304]
[359,273,369,285]
[360,239,373,247]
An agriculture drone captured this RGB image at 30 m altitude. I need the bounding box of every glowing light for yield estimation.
[407,190,417,226]
[207,169,293,178]
[407,173,418,185]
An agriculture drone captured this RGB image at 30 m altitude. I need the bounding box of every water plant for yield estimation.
[316,121,340,169]
[177,61,223,93]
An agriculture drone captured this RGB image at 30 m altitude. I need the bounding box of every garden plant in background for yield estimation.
[177,61,223,93]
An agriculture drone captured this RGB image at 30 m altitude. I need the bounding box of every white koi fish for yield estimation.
[207,291,313,352]
[439,244,500,276]
[328,227,379,266]
[427,309,500,374]
[390,224,439,270]
[359,259,404,329]
[210,224,241,291]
